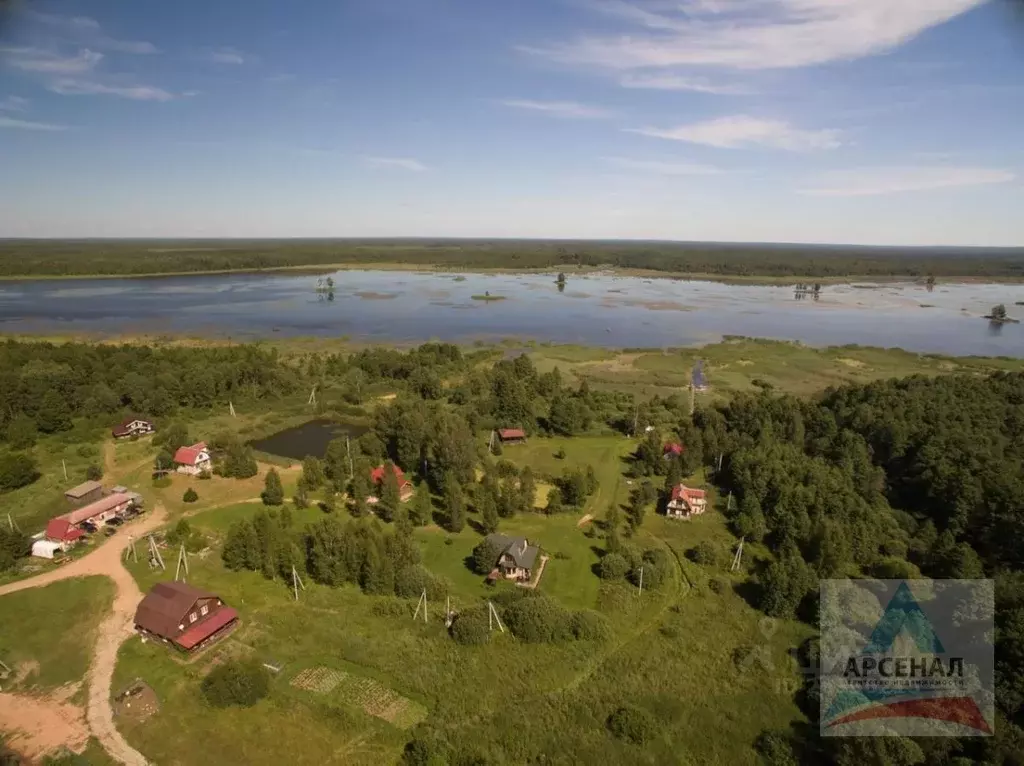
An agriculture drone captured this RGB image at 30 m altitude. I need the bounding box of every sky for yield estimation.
[1,0,1023,245]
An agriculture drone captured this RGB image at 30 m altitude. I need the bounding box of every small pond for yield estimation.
[249,419,368,461]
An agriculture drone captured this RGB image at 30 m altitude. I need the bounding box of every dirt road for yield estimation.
[0,506,167,765]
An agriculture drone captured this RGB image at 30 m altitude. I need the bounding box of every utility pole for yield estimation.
[727,491,733,512]
[413,589,428,623]
[638,566,644,597]
[62,459,68,481]
[689,383,695,416]
[149,535,165,570]
[174,544,189,581]
[632,404,639,437]
[229,401,236,418]
[292,565,305,601]
[6,513,18,533]
[445,595,454,628]
[731,537,745,573]
[488,430,495,453]
[308,386,317,407]
[346,434,353,481]
[488,601,505,633]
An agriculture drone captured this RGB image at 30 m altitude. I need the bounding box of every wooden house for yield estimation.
[498,428,527,444]
[666,484,707,520]
[485,533,540,582]
[112,417,154,439]
[64,480,104,507]
[173,442,211,476]
[367,463,414,504]
[134,582,238,653]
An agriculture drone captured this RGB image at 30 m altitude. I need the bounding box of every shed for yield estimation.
[31,540,65,560]
[64,480,103,506]
[498,428,527,444]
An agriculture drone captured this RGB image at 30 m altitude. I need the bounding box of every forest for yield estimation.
[1,238,1024,278]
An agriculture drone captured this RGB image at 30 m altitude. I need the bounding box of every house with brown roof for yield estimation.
[667,484,707,520]
[367,463,414,505]
[497,428,527,444]
[64,480,104,507]
[134,582,238,652]
[173,442,211,476]
[112,417,154,439]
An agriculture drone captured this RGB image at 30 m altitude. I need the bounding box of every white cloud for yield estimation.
[627,115,841,151]
[498,99,614,119]
[363,156,428,172]
[603,156,724,175]
[1,47,103,74]
[801,167,1016,197]
[619,73,751,95]
[0,96,29,112]
[0,116,67,131]
[526,0,986,70]
[48,79,176,102]
[205,48,247,65]
[26,12,158,54]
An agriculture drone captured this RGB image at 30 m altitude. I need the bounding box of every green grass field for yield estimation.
[0,577,114,692]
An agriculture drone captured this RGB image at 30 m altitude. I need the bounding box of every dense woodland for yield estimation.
[2,239,1024,278]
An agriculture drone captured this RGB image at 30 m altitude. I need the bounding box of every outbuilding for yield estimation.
[31,540,66,560]
[64,480,104,507]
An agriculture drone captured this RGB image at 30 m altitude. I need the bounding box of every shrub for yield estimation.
[688,541,719,566]
[494,460,518,478]
[659,623,681,639]
[201,659,271,708]
[183,488,199,503]
[85,464,103,481]
[598,552,629,581]
[198,469,212,480]
[371,598,409,618]
[471,539,501,575]
[606,705,657,745]
[152,476,172,489]
[0,452,39,492]
[502,595,572,643]
[451,607,490,645]
[569,610,610,642]
[709,577,728,595]
[395,565,441,599]
[554,447,567,460]
[754,730,798,766]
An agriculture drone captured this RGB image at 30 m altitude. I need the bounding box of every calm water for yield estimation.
[249,419,368,461]
[2,270,1024,356]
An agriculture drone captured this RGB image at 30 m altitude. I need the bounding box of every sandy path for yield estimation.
[0,506,167,765]
[0,690,90,760]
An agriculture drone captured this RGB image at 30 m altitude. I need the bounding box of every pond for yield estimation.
[249,419,368,462]
[2,269,1024,356]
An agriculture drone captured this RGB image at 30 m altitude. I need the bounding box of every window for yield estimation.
[189,612,197,623]
[200,605,209,616]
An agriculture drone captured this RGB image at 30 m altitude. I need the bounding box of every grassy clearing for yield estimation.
[0,577,114,692]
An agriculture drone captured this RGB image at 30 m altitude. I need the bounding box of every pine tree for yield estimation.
[411,486,432,526]
[379,462,402,523]
[262,469,284,506]
[294,481,309,509]
[394,504,413,539]
[301,456,325,489]
[519,466,536,512]
[444,472,465,532]
[351,470,371,518]
[480,490,500,533]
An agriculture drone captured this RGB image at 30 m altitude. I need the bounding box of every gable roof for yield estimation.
[671,484,706,503]
[134,581,218,639]
[664,443,684,456]
[45,518,84,543]
[113,417,152,436]
[370,463,405,485]
[61,493,131,525]
[64,480,103,499]
[498,428,526,440]
[486,533,540,570]
[173,442,208,466]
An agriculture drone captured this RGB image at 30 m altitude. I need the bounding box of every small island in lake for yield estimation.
[472,292,507,302]
[985,304,1020,324]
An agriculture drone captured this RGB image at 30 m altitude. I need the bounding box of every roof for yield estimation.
[112,417,151,436]
[134,581,218,639]
[32,540,64,556]
[173,442,208,466]
[498,428,526,440]
[175,607,238,650]
[671,484,706,503]
[45,518,85,543]
[486,533,540,570]
[664,443,684,455]
[63,493,131,525]
[64,480,103,499]
[370,463,405,485]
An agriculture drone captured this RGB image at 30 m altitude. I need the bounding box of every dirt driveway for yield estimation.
[0,505,167,765]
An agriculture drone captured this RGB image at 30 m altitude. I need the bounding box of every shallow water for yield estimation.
[2,270,1023,356]
[249,419,368,461]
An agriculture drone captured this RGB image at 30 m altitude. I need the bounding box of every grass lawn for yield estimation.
[0,577,114,692]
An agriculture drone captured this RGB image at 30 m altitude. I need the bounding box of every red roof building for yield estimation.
[498,428,527,443]
[45,518,85,544]
[370,463,406,485]
[664,443,685,457]
[667,484,708,520]
[45,492,134,545]
[134,581,238,652]
[172,442,211,475]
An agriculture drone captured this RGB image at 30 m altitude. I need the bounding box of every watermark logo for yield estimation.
[820,579,994,737]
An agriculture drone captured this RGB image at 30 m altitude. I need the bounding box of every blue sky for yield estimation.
[1,0,1022,245]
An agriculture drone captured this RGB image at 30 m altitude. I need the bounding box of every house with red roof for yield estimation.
[134,581,238,653]
[367,463,414,505]
[667,484,707,520]
[41,492,136,553]
[498,428,527,444]
[664,443,685,458]
[173,442,211,476]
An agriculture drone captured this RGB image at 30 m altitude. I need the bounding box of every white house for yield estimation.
[173,442,211,475]
[667,484,708,520]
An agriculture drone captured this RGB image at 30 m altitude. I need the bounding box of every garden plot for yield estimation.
[290,666,427,729]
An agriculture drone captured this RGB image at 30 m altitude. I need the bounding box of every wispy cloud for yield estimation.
[619,73,751,95]
[603,156,723,175]
[0,96,29,112]
[498,99,614,119]
[204,47,247,65]
[363,156,428,172]
[524,0,985,70]
[801,167,1016,197]
[26,12,158,54]
[48,79,176,101]
[627,115,841,151]
[0,115,68,131]
[1,47,103,75]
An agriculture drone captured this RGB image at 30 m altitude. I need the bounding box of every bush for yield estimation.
[502,595,572,643]
[0,452,39,491]
[201,659,271,708]
[183,488,199,503]
[688,541,719,566]
[606,705,657,745]
[198,469,212,480]
[152,476,172,489]
[85,464,103,481]
[598,552,629,581]
[451,607,490,645]
[371,598,409,618]
[554,447,566,460]
[754,730,798,766]
[569,610,610,642]
[395,565,442,599]
[471,539,501,576]
[709,577,728,595]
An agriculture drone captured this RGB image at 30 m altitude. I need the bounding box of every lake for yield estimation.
[2,269,1024,357]
[249,419,368,461]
